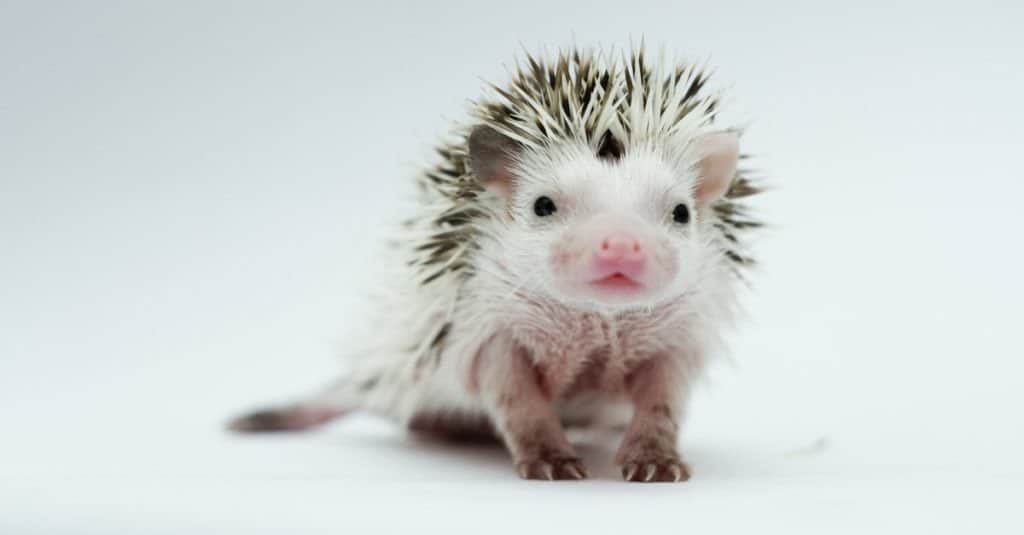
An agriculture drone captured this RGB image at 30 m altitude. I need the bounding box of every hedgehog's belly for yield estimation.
[552,350,635,430]
[405,335,655,437]
[549,347,629,398]
[520,313,667,401]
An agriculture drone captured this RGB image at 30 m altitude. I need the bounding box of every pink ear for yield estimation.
[468,125,521,198]
[694,132,739,205]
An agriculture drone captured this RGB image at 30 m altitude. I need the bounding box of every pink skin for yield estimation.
[549,213,679,306]
[589,232,647,290]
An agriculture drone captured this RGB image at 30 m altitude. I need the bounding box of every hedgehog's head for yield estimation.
[469,125,738,310]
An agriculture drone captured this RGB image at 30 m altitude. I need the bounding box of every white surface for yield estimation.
[2,1,1023,533]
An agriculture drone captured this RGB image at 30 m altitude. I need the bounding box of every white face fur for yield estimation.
[469,127,738,311]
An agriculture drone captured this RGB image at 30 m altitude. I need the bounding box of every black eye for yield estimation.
[672,204,690,224]
[534,196,557,217]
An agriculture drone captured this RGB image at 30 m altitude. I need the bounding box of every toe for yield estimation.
[517,458,588,481]
[620,459,690,483]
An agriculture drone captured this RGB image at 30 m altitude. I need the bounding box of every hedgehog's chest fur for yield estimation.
[505,301,687,400]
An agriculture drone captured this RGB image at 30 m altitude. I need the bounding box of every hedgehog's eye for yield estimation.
[533,196,557,217]
[672,204,690,224]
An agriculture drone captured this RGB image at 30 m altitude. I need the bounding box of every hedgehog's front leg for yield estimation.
[473,333,586,481]
[616,355,690,483]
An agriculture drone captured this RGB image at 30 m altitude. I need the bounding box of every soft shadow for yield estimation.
[322,425,626,481]
[313,420,781,482]
[327,430,515,480]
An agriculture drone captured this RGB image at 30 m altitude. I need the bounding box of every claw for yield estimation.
[564,463,584,480]
[669,464,682,482]
[622,463,639,481]
[643,463,657,482]
[540,463,554,480]
[517,463,530,479]
[517,458,589,481]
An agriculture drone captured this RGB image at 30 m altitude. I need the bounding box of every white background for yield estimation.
[2,1,1023,533]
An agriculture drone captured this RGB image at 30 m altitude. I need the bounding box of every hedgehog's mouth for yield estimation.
[589,272,644,292]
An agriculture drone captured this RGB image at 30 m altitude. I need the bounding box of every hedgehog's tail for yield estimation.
[227,376,362,433]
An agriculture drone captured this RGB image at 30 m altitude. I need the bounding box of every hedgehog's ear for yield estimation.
[694,131,739,206]
[468,125,522,198]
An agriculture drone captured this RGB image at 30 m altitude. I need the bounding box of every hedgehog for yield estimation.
[229,46,763,482]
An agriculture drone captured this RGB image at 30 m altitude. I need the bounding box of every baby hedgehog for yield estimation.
[229,47,763,482]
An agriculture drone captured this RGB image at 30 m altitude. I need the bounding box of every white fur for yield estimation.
[272,50,750,439]
[326,136,739,431]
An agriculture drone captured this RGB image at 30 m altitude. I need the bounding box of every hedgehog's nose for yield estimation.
[592,233,647,279]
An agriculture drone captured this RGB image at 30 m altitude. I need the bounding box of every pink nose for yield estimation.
[592,233,646,278]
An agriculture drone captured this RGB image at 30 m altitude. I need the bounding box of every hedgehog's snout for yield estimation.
[590,232,647,285]
[547,212,680,306]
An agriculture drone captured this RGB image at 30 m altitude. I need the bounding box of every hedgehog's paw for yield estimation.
[515,455,588,481]
[619,457,690,483]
